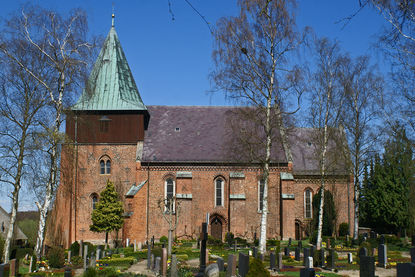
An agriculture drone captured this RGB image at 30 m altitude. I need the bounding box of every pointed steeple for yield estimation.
[72,17,147,112]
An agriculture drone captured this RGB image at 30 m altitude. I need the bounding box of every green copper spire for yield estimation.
[72,17,147,112]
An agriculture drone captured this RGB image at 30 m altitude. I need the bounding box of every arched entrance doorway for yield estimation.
[210,217,223,241]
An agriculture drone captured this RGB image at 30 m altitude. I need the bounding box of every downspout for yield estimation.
[74,115,79,244]
[146,162,150,242]
[228,173,231,233]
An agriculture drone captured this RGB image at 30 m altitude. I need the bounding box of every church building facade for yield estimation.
[47,21,354,248]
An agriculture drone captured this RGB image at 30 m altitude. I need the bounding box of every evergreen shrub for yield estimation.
[70,241,80,256]
[246,258,270,277]
[339,223,349,236]
[47,246,65,268]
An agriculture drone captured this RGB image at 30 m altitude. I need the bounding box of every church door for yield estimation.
[211,217,222,241]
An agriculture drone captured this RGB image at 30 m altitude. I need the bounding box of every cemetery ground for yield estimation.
[8,234,414,277]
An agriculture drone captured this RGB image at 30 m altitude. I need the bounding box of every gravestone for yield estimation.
[328,249,335,270]
[147,245,151,269]
[253,247,257,258]
[288,238,292,246]
[303,248,310,266]
[171,254,178,277]
[320,249,325,268]
[151,254,155,270]
[310,245,316,259]
[295,247,300,261]
[68,250,71,264]
[359,247,368,259]
[126,238,130,247]
[278,253,283,270]
[133,240,137,252]
[372,247,377,257]
[96,249,101,260]
[89,255,96,268]
[379,235,385,245]
[205,249,209,265]
[347,252,353,264]
[370,231,376,239]
[151,236,155,248]
[412,234,415,246]
[305,257,313,269]
[217,257,224,271]
[284,247,290,257]
[378,244,387,268]
[226,254,237,277]
[64,267,72,277]
[138,241,142,250]
[238,253,249,277]
[234,241,237,252]
[205,264,219,277]
[298,240,302,249]
[80,240,83,257]
[411,247,415,264]
[83,245,88,270]
[161,248,167,276]
[396,263,415,277]
[154,257,161,275]
[0,263,8,277]
[197,222,208,276]
[103,251,106,258]
[300,268,315,277]
[10,259,18,277]
[360,256,375,277]
[270,252,276,270]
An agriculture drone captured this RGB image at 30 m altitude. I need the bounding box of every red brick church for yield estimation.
[47,20,354,248]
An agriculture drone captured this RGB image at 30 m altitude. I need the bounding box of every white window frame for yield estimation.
[164,178,176,213]
[304,189,313,219]
[91,194,98,210]
[258,179,265,213]
[214,178,224,207]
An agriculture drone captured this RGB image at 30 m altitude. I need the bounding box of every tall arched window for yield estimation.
[258,179,265,212]
[99,156,111,175]
[304,189,313,219]
[165,178,175,213]
[215,178,224,207]
[91,194,98,210]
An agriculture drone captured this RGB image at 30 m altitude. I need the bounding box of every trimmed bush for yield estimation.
[97,257,135,267]
[246,258,270,277]
[160,236,168,244]
[47,246,65,268]
[339,223,349,237]
[83,267,97,277]
[70,241,80,256]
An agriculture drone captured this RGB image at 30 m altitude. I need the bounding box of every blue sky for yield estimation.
[0,1,388,211]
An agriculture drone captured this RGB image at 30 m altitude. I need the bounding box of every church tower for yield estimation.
[48,15,148,247]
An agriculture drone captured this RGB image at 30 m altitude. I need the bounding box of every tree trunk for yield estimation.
[105,232,108,247]
[34,198,50,258]
[3,193,18,263]
[168,229,173,256]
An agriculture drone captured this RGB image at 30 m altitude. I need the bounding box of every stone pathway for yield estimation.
[127,259,157,276]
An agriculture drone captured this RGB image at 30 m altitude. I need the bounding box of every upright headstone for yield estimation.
[96,249,101,261]
[328,249,335,270]
[151,236,155,248]
[278,253,283,270]
[161,248,167,277]
[197,222,208,276]
[270,252,276,270]
[234,241,237,252]
[253,247,257,258]
[68,250,71,264]
[300,268,315,277]
[370,231,376,239]
[360,256,375,277]
[89,255,96,268]
[64,267,72,277]
[295,247,300,261]
[310,245,316,259]
[147,245,151,269]
[138,241,142,250]
[303,248,310,266]
[396,263,415,277]
[204,264,219,277]
[80,240,83,257]
[205,249,209,265]
[284,247,290,257]
[378,244,387,268]
[412,234,415,246]
[226,254,237,277]
[305,257,313,269]
[217,258,224,272]
[288,238,292,246]
[126,238,130,247]
[347,252,353,264]
[83,245,88,270]
[171,254,178,277]
[154,257,161,275]
[359,247,368,260]
[320,249,325,268]
[238,253,249,277]
[298,240,303,249]
[151,254,155,270]
[10,259,18,277]
[379,235,385,245]
[133,240,137,252]
[411,247,415,264]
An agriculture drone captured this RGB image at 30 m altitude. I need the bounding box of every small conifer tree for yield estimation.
[90,180,124,246]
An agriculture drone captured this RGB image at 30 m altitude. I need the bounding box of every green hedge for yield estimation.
[97,257,135,267]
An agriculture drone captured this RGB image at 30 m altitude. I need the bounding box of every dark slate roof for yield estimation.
[288,128,350,175]
[142,106,287,163]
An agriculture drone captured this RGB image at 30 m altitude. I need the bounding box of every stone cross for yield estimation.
[216,257,224,271]
[378,244,387,268]
[238,252,249,277]
[226,254,237,277]
[171,254,178,277]
[270,252,276,270]
[360,255,375,277]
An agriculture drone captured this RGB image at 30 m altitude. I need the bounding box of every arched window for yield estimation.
[91,194,98,210]
[258,179,265,212]
[165,178,175,213]
[304,189,313,219]
[99,156,111,175]
[215,178,224,207]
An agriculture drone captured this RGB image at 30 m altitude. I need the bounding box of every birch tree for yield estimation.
[339,55,383,240]
[211,0,305,254]
[0,5,95,258]
[157,197,181,256]
[0,36,47,262]
[309,38,346,250]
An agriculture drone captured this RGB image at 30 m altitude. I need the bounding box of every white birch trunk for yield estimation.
[3,196,18,263]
